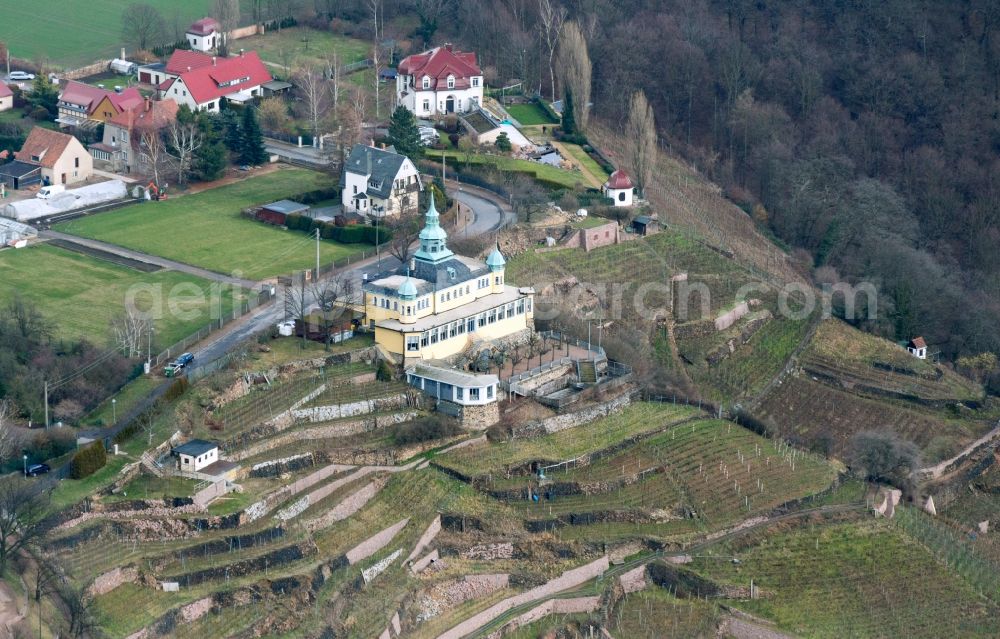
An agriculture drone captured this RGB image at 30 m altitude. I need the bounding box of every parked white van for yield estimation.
[36,185,65,199]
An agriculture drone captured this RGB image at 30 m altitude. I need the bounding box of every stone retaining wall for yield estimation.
[436,557,609,639]
[87,565,139,597]
[291,393,410,423]
[304,477,388,531]
[406,515,442,562]
[411,549,440,574]
[511,390,635,439]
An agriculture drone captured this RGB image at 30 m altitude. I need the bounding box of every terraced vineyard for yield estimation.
[609,587,719,639]
[756,374,985,459]
[489,418,837,538]
[690,520,1000,638]
[434,402,702,479]
[801,319,982,402]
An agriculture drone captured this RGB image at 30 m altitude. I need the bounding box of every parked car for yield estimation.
[164,353,193,377]
[24,463,50,477]
[8,71,35,81]
[176,352,194,367]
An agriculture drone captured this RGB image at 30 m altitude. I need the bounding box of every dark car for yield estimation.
[25,463,50,477]
[176,352,194,366]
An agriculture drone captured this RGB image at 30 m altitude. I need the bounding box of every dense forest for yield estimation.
[383,0,1000,360]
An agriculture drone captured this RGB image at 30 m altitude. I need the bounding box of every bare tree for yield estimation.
[557,21,591,131]
[212,0,241,56]
[367,0,383,119]
[294,65,331,138]
[0,480,45,571]
[284,272,311,349]
[624,90,657,198]
[139,129,167,188]
[325,52,341,110]
[121,3,166,52]
[311,272,354,350]
[166,119,203,185]
[538,0,567,102]
[64,585,98,639]
[0,400,15,467]
[386,213,422,265]
[338,86,367,158]
[110,307,152,359]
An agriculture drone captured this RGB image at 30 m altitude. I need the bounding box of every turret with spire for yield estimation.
[413,194,454,263]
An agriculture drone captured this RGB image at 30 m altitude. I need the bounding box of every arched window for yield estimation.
[618,192,626,202]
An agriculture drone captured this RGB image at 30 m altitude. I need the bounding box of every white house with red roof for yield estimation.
[396,44,484,117]
[158,50,271,112]
[603,169,635,207]
[186,18,222,52]
[0,83,12,112]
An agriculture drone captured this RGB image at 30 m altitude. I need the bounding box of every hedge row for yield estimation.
[70,441,107,479]
[284,214,391,245]
[297,186,341,205]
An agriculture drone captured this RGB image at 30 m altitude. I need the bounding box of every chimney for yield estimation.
[240,49,245,57]
[212,56,217,66]
[145,97,151,112]
[445,43,453,52]
[381,143,386,150]
[187,66,192,72]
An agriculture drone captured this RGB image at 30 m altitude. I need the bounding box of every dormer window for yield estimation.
[447,75,455,89]
[422,76,430,89]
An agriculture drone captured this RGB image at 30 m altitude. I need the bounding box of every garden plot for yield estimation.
[609,587,719,639]
[689,520,1000,638]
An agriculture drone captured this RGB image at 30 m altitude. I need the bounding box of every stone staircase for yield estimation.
[576,360,598,384]
[140,451,166,477]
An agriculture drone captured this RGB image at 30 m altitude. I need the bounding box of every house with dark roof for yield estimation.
[56,81,143,126]
[0,83,13,112]
[158,50,271,112]
[396,44,484,116]
[171,439,219,472]
[363,197,534,364]
[14,127,92,186]
[186,17,222,52]
[340,143,421,218]
[91,98,179,173]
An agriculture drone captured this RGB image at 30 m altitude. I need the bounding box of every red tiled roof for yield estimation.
[108,98,179,131]
[909,337,927,349]
[0,83,12,99]
[398,46,482,87]
[187,17,221,36]
[15,127,78,169]
[174,51,272,105]
[166,49,215,75]
[605,169,633,190]
[59,81,142,116]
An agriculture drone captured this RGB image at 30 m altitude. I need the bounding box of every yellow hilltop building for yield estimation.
[363,197,534,364]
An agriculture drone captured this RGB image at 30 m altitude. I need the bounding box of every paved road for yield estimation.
[40,230,259,288]
[264,137,332,167]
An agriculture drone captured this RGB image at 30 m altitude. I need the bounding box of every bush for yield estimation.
[376,360,394,381]
[390,415,462,446]
[848,430,921,489]
[285,213,304,231]
[163,377,189,402]
[70,441,107,479]
[29,106,49,121]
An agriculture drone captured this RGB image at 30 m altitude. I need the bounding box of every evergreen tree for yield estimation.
[218,108,242,154]
[28,75,58,120]
[238,106,268,166]
[561,88,576,135]
[495,132,512,152]
[387,105,423,160]
[193,112,227,181]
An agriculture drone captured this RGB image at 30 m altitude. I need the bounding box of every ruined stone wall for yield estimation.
[462,402,500,430]
[87,565,139,597]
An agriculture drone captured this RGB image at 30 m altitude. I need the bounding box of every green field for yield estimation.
[0,0,208,67]
[55,168,364,280]
[0,244,244,345]
[560,142,611,184]
[425,149,588,189]
[505,102,558,126]
[232,26,369,74]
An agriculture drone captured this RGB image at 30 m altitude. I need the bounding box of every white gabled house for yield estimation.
[186,18,222,52]
[396,44,484,117]
[158,50,272,112]
[340,144,422,218]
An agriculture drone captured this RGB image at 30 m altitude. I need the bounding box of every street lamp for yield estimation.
[112,398,117,424]
[23,454,27,477]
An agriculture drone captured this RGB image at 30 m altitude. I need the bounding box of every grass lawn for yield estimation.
[0,244,245,345]
[560,142,611,184]
[0,0,208,67]
[250,333,375,368]
[81,375,163,428]
[105,475,201,502]
[425,149,587,190]
[234,27,369,74]
[55,168,365,280]
[505,102,558,126]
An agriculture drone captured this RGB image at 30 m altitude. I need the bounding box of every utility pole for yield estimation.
[43,381,48,429]
[315,228,321,277]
